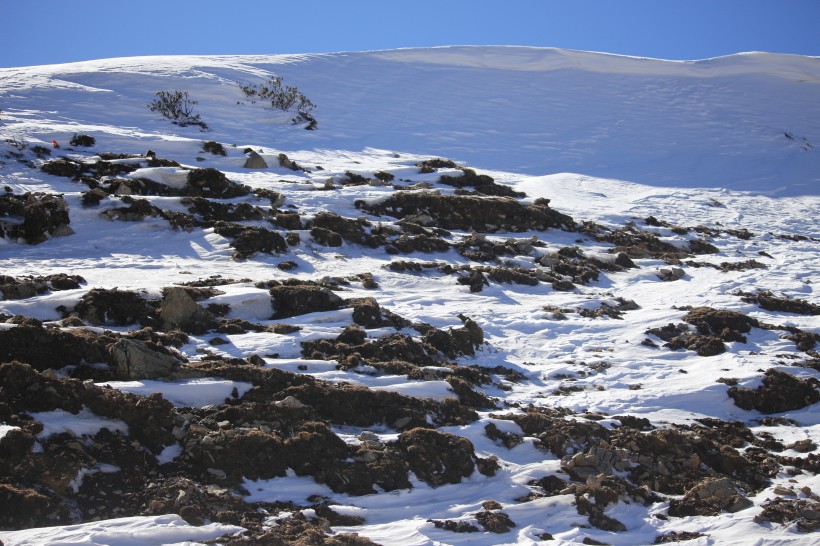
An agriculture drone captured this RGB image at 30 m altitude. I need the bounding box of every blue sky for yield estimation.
[1,0,819,68]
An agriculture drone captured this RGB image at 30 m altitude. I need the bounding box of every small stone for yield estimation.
[274,395,306,409]
[206,468,227,479]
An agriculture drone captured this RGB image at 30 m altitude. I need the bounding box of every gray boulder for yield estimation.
[110,338,178,379]
[160,287,214,334]
[243,150,268,169]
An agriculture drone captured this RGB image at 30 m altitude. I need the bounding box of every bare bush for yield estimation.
[148,91,208,130]
[239,77,316,124]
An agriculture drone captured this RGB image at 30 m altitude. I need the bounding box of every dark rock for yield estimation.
[485,423,524,449]
[277,153,302,171]
[243,150,267,168]
[657,267,685,281]
[458,269,488,292]
[109,338,179,379]
[159,287,215,334]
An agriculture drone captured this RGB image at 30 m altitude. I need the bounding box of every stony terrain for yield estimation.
[0,139,817,545]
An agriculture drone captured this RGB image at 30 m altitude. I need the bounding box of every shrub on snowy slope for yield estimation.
[148,90,208,130]
[238,76,317,128]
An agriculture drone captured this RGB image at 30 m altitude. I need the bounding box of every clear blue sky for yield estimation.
[1,0,818,68]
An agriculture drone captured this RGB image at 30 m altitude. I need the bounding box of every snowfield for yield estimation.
[0,46,819,545]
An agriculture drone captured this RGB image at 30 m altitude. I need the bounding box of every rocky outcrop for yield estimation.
[159,287,214,334]
[243,150,268,169]
[109,338,180,380]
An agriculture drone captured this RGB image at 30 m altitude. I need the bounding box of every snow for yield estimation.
[29,408,128,438]
[96,378,253,408]
[0,424,21,440]
[1,45,819,545]
[0,515,243,546]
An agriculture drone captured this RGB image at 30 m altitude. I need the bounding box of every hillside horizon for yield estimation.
[2,45,819,196]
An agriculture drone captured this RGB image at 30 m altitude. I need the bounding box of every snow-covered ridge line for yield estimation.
[375,45,820,80]
[1,46,819,194]
[3,46,819,81]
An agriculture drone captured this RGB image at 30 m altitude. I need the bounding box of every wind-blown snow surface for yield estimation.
[1,46,819,194]
[0,47,819,545]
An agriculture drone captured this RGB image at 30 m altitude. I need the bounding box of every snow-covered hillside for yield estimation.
[2,46,819,194]
[0,47,819,546]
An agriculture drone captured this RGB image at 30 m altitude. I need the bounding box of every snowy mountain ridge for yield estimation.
[2,46,819,194]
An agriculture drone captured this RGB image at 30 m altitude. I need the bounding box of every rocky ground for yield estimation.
[0,139,819,544]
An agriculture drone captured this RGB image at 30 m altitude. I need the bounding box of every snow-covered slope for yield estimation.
[2,46,819,194]
[0,47,819,546]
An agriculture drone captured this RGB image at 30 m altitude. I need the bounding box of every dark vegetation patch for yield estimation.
[182,197,270,223]
[356,191,576,233]
[212,221,288,260]
[0,351,494,532]
[0,274,85,300]
[686,259,767,272]
[437,167,525,198]
[428,519,479,533]
[0,322,183,379]
[474,509,516,533]
[269,283,345,319]
[738,290,820,315]
[7,149,812,538]
[645,307,760,356]
[654,531,708,543]
[202,140,226,156]
[0,192,72,244]
[754,498,820,532]
[69,134,95,147]
[493,407,780,508]
[417,158,459,172]
[728,369,820,414]
[580,220,724,261]
[67,288,157,327]
[184,168,250,199]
